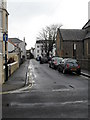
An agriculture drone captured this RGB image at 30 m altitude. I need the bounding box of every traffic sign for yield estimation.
[3,33,8,41]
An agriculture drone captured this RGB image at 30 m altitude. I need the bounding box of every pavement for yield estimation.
[2,59,30,92]
[81,69,90,78]
[2,60,90,92]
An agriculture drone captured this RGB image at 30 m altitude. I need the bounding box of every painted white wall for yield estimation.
[8,42,15,52]
[19,41,26,59]
[35,43,42,58]
[52,43,56,56]
[35,42,46,58]
[31,48,34,55]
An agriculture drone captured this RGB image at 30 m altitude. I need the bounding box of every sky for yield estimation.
[7,0,89,49]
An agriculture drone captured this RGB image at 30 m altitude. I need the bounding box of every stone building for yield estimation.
[0,0,9,84]
[9,38,27,64]
[35,40,46,59]
[56,20,90,70]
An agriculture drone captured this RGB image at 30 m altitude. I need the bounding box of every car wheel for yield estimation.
[62,69,66,74]
[57,67,60,72]
[49,64,51,68]
[76,70,81,75]
[40,61,42,64]
[51,65,54,69]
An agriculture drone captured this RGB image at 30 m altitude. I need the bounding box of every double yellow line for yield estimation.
[0,83,33,95]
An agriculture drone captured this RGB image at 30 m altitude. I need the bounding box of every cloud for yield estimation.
[8,0,89,49]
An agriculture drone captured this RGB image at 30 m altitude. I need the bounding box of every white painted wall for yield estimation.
[52,43,56,56]
[8,42,15,52]
[35,43,42,58]
[19,41,26,59]
[35,42,46,58]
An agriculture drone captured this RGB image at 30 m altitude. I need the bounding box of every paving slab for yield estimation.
[2,60,30,92]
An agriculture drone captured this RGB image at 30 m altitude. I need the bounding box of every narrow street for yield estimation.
[2,59,88,118]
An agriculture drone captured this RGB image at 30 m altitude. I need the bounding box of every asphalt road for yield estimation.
[2,59,89,119]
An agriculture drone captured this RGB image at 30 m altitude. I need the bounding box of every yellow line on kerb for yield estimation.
[0,91,10,95]
[0,83,33,95]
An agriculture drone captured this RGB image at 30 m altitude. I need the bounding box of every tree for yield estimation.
[36,24,62,57]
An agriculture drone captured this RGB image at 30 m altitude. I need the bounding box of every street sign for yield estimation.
[3,33,8,41]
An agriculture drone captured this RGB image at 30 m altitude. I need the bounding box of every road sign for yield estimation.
[3,33,8,41]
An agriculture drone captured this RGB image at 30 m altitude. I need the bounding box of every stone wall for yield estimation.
[78,59,90,71]
[63,41,83,59]
[3,61,19,81]
[2,53,19,83]
[0,54,3,84]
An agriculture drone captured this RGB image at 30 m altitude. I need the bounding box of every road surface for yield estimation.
[2,59,88,118]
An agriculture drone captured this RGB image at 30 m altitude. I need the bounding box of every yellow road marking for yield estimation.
[0,83,33,95]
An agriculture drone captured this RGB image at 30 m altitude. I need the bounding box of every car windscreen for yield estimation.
[67,61,78,67]
[57,58,63,63]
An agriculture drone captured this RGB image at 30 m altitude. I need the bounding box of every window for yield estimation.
[74,43,77,50]
[37,50,39,53]
[0,11,3,29]
[87,42,88,55]
[41,45,43,48]
[37,46,39,48]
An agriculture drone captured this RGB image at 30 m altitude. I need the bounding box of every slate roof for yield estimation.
[9,38,22,43]
[82,19,90,29]
[36,40,50,43]
[59,29,86,41]
[8,40,17,47]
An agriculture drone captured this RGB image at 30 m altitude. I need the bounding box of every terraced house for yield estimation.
[56,20,90,70]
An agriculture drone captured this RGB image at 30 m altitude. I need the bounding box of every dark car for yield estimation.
[40,56,48,64]
[58,58,81,74]
[49,57,63,69]
[36,56,40,61]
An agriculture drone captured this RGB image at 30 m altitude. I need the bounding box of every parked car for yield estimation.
[40,56,48,64]
[58,58,81,74]
[49,57,63,69]
[36,56,40,61]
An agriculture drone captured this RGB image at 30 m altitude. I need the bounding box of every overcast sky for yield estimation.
[7,0,89,49]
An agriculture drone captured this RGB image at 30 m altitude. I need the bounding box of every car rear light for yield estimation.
[77,65,80,68]
[66,64,69,68]
[54,61,57,65]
